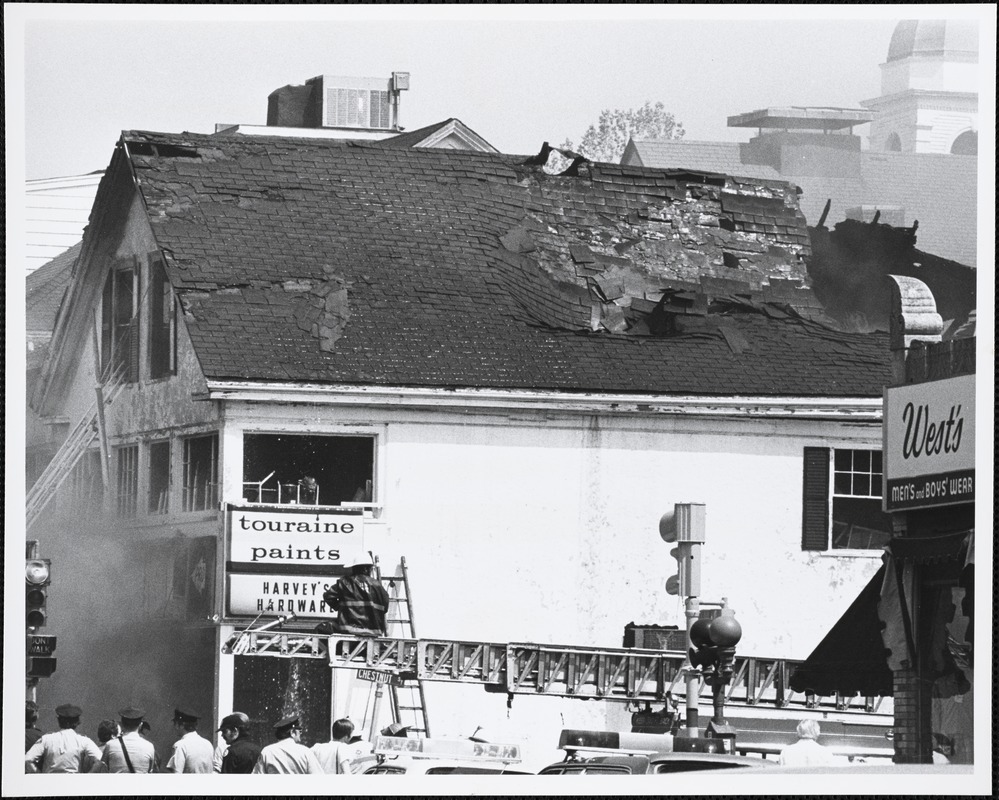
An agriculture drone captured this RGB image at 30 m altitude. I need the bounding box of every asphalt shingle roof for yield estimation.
[27,241,80,332]
[120,131,891,397]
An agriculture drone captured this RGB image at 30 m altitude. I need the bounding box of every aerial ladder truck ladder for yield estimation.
[26,325,132,531]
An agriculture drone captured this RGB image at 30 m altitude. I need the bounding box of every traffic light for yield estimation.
[688,618,718,669]
[687,612,743,673]
[659,504,705,597]
[26,558,51,629]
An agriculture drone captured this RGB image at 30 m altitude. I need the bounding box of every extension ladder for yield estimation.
[380,556,431,737]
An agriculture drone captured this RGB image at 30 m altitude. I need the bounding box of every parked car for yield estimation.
[361,734,530,775]
[362,758,531,775]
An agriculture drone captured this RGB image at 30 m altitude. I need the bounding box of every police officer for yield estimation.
[165,708,214,773]
[218,713,262,774]
[251,714,322,774]
[101,707,158,773]
[25,704,103,773]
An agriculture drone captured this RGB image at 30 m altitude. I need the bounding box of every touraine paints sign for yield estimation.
[883,374,975,511]
[225,506,365,618]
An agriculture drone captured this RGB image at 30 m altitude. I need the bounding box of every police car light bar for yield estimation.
[373,736,522,763]
[557,729,673,755]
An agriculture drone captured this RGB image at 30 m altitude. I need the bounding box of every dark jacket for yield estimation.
[323,574,390,634]
[221,736,262,774]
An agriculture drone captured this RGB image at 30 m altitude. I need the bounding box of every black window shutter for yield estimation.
[802,447,830,550]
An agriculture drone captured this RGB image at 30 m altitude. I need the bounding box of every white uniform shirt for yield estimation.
[25,729,103,773]
[165,730,215,773]
[213,741,227,773]
[778,738,840,767]
[101,731,158,773]
[252,737,323,774]
[311,740,353,774]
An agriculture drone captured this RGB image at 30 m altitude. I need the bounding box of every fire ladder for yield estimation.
[379,556,431,737]
[223,630,889,720]
[25,354,129,531]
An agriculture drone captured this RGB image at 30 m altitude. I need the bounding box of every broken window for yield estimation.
[115,444,139,517]
[70,449,105,515]
[242,433,374,507]
[183,433,219,512]
[148,254,177,379]
[101,259,139,383]
[148,440,171,514]
[802,447,892,551]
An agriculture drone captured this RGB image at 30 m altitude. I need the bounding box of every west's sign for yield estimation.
[884,375,975,511]
[225,505,366,619]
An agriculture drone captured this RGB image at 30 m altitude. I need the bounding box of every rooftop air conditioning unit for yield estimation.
[307,75,396,130]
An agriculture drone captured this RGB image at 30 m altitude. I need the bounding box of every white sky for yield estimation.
[6,4,979,180]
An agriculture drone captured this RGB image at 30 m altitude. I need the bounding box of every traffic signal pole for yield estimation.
[684,595,700,735]
[660,504,707,737]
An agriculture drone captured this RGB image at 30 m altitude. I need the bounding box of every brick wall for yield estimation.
[892,666,932,763]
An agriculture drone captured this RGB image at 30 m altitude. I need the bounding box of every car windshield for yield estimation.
[653,760,752,773]
[540,764,634,775]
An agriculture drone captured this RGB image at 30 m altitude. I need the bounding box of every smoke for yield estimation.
[30,511,216,761]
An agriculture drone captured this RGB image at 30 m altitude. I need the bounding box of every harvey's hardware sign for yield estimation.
[883,374,975,512]
[225,506,366,619]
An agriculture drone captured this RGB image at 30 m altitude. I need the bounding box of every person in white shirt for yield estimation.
[311,718,361,774]
[778,719,840,767]
[25,704,104,773]
[252,714,322,774]
[165,708,215,773]
[101,707,159,773]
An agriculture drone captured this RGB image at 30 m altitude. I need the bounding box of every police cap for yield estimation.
[173,708,199,724]
[273,714,300,733]
[119,706,145,721]
[55,704,82,719]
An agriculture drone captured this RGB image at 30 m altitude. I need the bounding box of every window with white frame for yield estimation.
[183,434,219,512]
[802,447,892,551]
[242,433,374,507]
[115,444,139,517]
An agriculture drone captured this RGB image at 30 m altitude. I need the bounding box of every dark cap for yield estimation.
[218,713,249,731]
[55,704,82,719]
[273,714,300,733]
[381,722,410,737]
[173,708,199,724]
[119,707,145,721]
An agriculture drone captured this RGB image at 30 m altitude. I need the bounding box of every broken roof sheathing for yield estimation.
[114,130,890,396]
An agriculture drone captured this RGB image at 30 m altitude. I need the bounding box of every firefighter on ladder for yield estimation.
[318,554,390,636]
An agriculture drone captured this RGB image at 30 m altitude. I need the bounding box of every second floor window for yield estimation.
[802,447,892,551]
[183,434,219,512]
[148,255,177,379]
[101,260,139,383]
[115,444,139,517]
[148,440,171,514]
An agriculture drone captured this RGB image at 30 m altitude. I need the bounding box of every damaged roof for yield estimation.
[114,130,890,396]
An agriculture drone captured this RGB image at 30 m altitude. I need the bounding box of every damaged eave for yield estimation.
[203,381,883,421]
